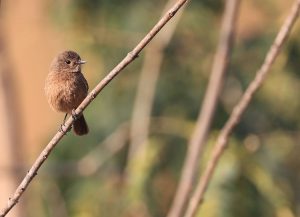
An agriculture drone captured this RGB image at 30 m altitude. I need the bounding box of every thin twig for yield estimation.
[78,117,193,177]
[44,181,69,217]
[127,0,185,172]
[77,123,129,176]
[0,0,189,216]
[184,1,300,217]
[167,1,240,217]
[32,117,192,178]
[0,29,24,217]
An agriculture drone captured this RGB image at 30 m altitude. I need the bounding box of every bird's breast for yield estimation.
[45,71,88,113]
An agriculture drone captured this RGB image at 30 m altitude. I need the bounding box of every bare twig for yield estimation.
[167,1,240,217]
[45,117,193,178]
[127,0,185,172]
[78,116,192,177]
[0,28,24,217]
[77,123,129,176]
[44,181,69,217]
[184,1,300,217]
[0,0,189,216]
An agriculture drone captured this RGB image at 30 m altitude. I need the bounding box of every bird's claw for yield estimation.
[58,124,65,133]
[58,123,71,134]
[71,109,78,121]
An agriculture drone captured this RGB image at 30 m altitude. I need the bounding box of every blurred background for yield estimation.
[1,0,300,216]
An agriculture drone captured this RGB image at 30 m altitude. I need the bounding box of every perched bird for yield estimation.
[45,50,89,135]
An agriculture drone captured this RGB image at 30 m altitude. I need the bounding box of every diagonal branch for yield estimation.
[0,26,24,217]
[0,0,189,216]
[184,1,300,217]
[167,1,240,217]
[77,122,129,176]
[127,0,185,175]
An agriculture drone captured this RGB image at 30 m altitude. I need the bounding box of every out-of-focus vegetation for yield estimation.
[27,0,300,216]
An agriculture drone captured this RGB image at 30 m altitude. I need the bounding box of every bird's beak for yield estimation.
[78,60,86,65]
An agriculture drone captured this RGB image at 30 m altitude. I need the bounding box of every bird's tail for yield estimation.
[73,114,89,136]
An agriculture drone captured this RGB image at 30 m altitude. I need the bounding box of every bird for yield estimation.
[45,50,89,136]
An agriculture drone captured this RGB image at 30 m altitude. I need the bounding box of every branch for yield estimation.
[0,0,189,216]
[167,1,240,217]
[0,27,24,217]
[127,0,185,173]
[184,1,300,217]
[45,181,69,217]
[77,123,129,176]
[43,117,193,178]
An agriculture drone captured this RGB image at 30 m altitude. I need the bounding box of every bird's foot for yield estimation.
[58,124,65,133]
[63,113,68,125]
[58,123,71,134]
[71,109,78,121]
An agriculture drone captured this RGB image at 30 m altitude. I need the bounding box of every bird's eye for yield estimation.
[65,60,71,64]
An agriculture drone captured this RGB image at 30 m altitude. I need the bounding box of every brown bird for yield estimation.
[45,50,89,135]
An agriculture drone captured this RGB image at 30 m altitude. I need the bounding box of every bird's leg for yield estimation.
[58,124,64,133]
[63,113,68,125]
[71,109,78,121]
[58,113,71,134]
